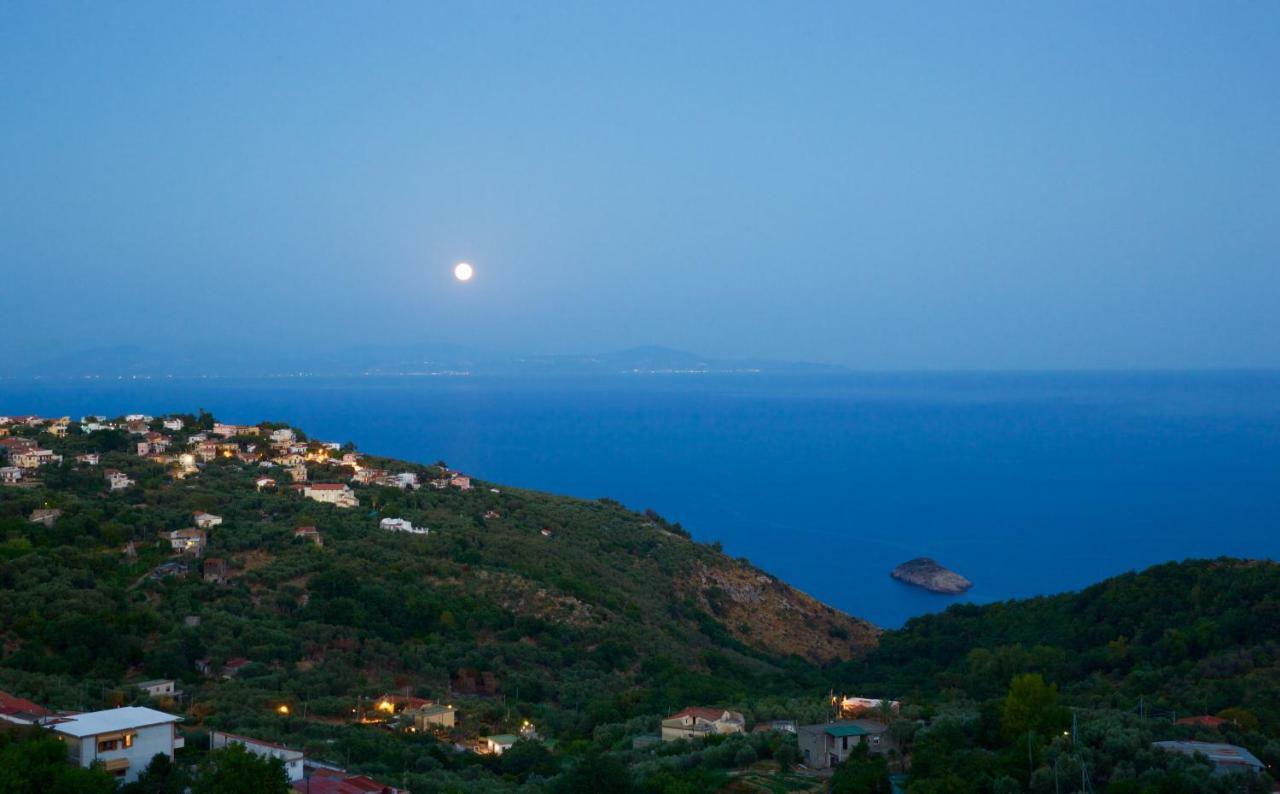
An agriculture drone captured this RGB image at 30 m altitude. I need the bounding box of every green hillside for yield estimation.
[0,412,873,790]
[1,412,1277,793]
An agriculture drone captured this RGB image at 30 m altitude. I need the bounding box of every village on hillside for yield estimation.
[0,413,1272,792]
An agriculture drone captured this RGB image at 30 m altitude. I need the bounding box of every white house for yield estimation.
[304,483,359,508]
[660,707,746,742]
[52,706,183,783]
[162,419,184,431]
[0,467,21,484]
[380,518,429,535]
[105,470,134,491]
[76,453,101,466]
[483,734,518,755]
[269,428,296,443]
[193,512,222,529]
[165,528,207,555]
[133,679,177,698]
[209,730,305,782]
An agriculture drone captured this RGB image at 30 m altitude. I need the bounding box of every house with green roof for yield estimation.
[797,719,895,769]
[483,734,518,755]
[408,702,456,730]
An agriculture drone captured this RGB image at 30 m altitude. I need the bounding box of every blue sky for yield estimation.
[2,2,1277,369]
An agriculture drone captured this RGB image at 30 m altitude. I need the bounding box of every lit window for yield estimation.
[123,734,135,748]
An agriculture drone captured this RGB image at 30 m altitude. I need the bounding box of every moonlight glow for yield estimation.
[454,262,474,281]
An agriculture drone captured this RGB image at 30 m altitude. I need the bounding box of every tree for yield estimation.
[1000,674,1064,741]
[121,753,190,794]
[0,731,116,794]
[499,739,560,781]
[555,751,632,794]
[193,744,290,794]
[830,744,891,793]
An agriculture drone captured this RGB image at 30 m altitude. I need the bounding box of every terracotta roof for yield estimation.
[0,690,52,717]
[300,770,399,793]
[1176,715,1227,727]
[307,483,348,490]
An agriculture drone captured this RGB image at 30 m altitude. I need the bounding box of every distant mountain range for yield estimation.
[0,344,848,379]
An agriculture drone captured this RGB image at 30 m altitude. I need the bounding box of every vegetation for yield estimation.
[1,414,1277,791]
[833,559,1280,791]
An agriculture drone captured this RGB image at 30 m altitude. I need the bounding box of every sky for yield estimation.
[1,2,1278,370]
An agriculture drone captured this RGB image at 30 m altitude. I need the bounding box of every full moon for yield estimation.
[453,262,474,282]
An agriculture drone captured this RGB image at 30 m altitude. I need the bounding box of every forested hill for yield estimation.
[2,412,1278,792]
[828,558,1280,791]
[0,412,874,734]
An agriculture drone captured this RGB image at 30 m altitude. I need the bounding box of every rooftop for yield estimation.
[51,706,181,738]
[1153,741,1264,769]
[824,723,871,737]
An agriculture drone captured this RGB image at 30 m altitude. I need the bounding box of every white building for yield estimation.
[134,679,177,698]
[13,448,62,468]
[269,428,296,443]
[162,419,184,431]
[210,730,305,782]
[660,707,747,742]
[165,528,207,554]
[105,470,134,491]
[52,706,183,783]
[304,483,359,508]
[193,512,222,529]
[380,518,429,535]
[0,467,21,483]
[483,734,518,755]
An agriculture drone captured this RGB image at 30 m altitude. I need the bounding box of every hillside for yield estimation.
[830,558,1280,792]
[0,411,874,786]
[2,412,1277,793]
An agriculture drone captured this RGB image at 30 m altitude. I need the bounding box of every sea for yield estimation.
[4,371,1279,628]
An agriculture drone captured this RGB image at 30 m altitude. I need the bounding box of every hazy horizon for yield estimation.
[3,3,1278,370]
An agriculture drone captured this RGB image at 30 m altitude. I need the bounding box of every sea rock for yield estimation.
[890,557,973,594]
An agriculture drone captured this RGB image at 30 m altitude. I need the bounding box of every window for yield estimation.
[97,733,134,752]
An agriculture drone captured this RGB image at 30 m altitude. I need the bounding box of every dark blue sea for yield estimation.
[4,371,1279,628]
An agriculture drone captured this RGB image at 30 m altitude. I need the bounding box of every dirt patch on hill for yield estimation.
[687,561,880,663]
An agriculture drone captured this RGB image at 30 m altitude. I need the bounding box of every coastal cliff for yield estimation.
[890,557,973,594]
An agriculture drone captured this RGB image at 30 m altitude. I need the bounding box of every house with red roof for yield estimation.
[0,690,54,726]
[294,768,406,794]
[304,483,359,508]
[1175,714,1227,728]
